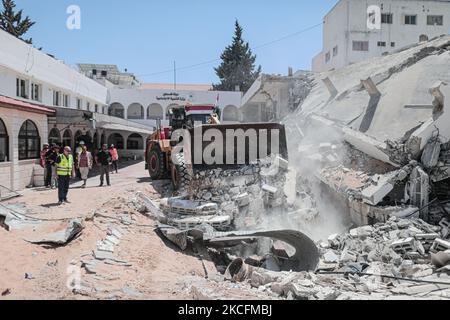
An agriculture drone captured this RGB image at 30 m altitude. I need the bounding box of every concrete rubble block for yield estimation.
[275,156,289,171]
[430,239,450,253]
[25,219,84,246]
[349,226,374,239]
[323,250,339,264]
[439,219,450,238]
[421,139,441,169]
[431,251,450,268]
[94,249,115,261]
[234,193,250,207]
[361,178,393,206]
[391,237,416,254]
[271,241,291,259]
[96,240,114,253]
[250,270,279,288]
[340,248,358,263]
[322,77,338,99]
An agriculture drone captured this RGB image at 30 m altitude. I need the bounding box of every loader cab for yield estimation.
[168,105,216,129]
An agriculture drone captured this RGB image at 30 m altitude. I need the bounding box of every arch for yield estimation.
[147,103,164,120]
[0,117,9,162]
[222,105,240,122]
[74,130,83,143]
[109,103,125,119]
[166,104,180,118]
[128,103,144,120]
[93,132,99,150]
[127,133,144,150]
[107,133,124,150]
[48,128,61,146]
[18,120,40,160]
[62,130,72,149]
[100,132,106,146]
[419,34,429,42]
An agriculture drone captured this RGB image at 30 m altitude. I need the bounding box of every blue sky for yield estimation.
[13,0,338,84]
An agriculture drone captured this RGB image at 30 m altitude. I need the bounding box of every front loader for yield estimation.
[145,104,288,192]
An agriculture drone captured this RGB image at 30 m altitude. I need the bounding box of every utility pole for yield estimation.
[173,61,177,90]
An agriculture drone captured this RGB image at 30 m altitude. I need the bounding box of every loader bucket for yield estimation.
[184,123,288,169]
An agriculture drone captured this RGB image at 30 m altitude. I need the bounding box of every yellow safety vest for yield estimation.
[57,154,74,176]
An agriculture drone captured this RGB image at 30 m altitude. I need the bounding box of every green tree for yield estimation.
[213,20,261,93]
[0,0,35,43]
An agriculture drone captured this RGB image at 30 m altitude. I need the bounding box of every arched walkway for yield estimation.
[147,103,164,120]
[222,105,240,122]
[127,133,144,150]
[48,128,61,146]
[62,130,72,149]
[109,103,125,119]
[107,133,124,150]
[128,103,144,120]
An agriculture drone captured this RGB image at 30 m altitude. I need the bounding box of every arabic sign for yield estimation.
[156,92,187,102]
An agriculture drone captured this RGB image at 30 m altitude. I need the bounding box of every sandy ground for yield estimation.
[0,161,212,300]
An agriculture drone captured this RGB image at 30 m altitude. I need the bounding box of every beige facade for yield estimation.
[0,104,50,192]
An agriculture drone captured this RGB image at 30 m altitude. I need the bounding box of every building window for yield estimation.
[377,41,386,47]
[62,130,72,148]
[427,15,443,26]
[18,120,40,160]
[325,52,331,62]
[333,46,338,57]
[31,83,41,102]
[0,118,8,162]
[391,42,396,47]
[352,41,369,51]
[63,94,70,107]
[127,133,143,150]
[77,98,83,110]
[92,69,97,75]
[48,128,61,146]
[405,15,417,25]
[86,102,90,111]
[381,13,393,24]
[95,104,98,113]
[101,70,107,77]
[53,90,61,106]
[16,78,29,99]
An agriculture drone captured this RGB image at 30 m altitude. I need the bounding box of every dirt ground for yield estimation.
[0,161,214,300]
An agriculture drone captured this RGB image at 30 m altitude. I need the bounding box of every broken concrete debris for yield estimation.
[25,219,84,246]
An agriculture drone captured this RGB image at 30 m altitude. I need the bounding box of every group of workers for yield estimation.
[40,142,119,205]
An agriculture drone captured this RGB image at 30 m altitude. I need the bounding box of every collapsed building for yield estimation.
[137,36,450,299]
[284,35,450,228]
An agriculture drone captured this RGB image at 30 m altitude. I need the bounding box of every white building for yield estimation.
[107,83,243,128]
[0,29,153,192]
[312,0,450,72]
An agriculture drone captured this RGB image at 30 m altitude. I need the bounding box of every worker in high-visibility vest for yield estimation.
[55,146,74,205]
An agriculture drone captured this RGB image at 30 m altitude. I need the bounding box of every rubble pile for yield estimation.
[210,216,450,300]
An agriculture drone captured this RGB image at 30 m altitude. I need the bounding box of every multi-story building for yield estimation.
[0,29,153,192]
[107,83,243,128]
[312,0,450,72]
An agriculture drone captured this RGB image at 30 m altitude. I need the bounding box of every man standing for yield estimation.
[96,144,111,187]
[40,144,50,186]
[109,144,119,174]
[45,144,59,189]
[55,146,74,205]
[77,145,93,188]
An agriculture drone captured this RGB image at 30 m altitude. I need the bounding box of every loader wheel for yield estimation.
[171,153,190,192]
[148,146,165,180]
